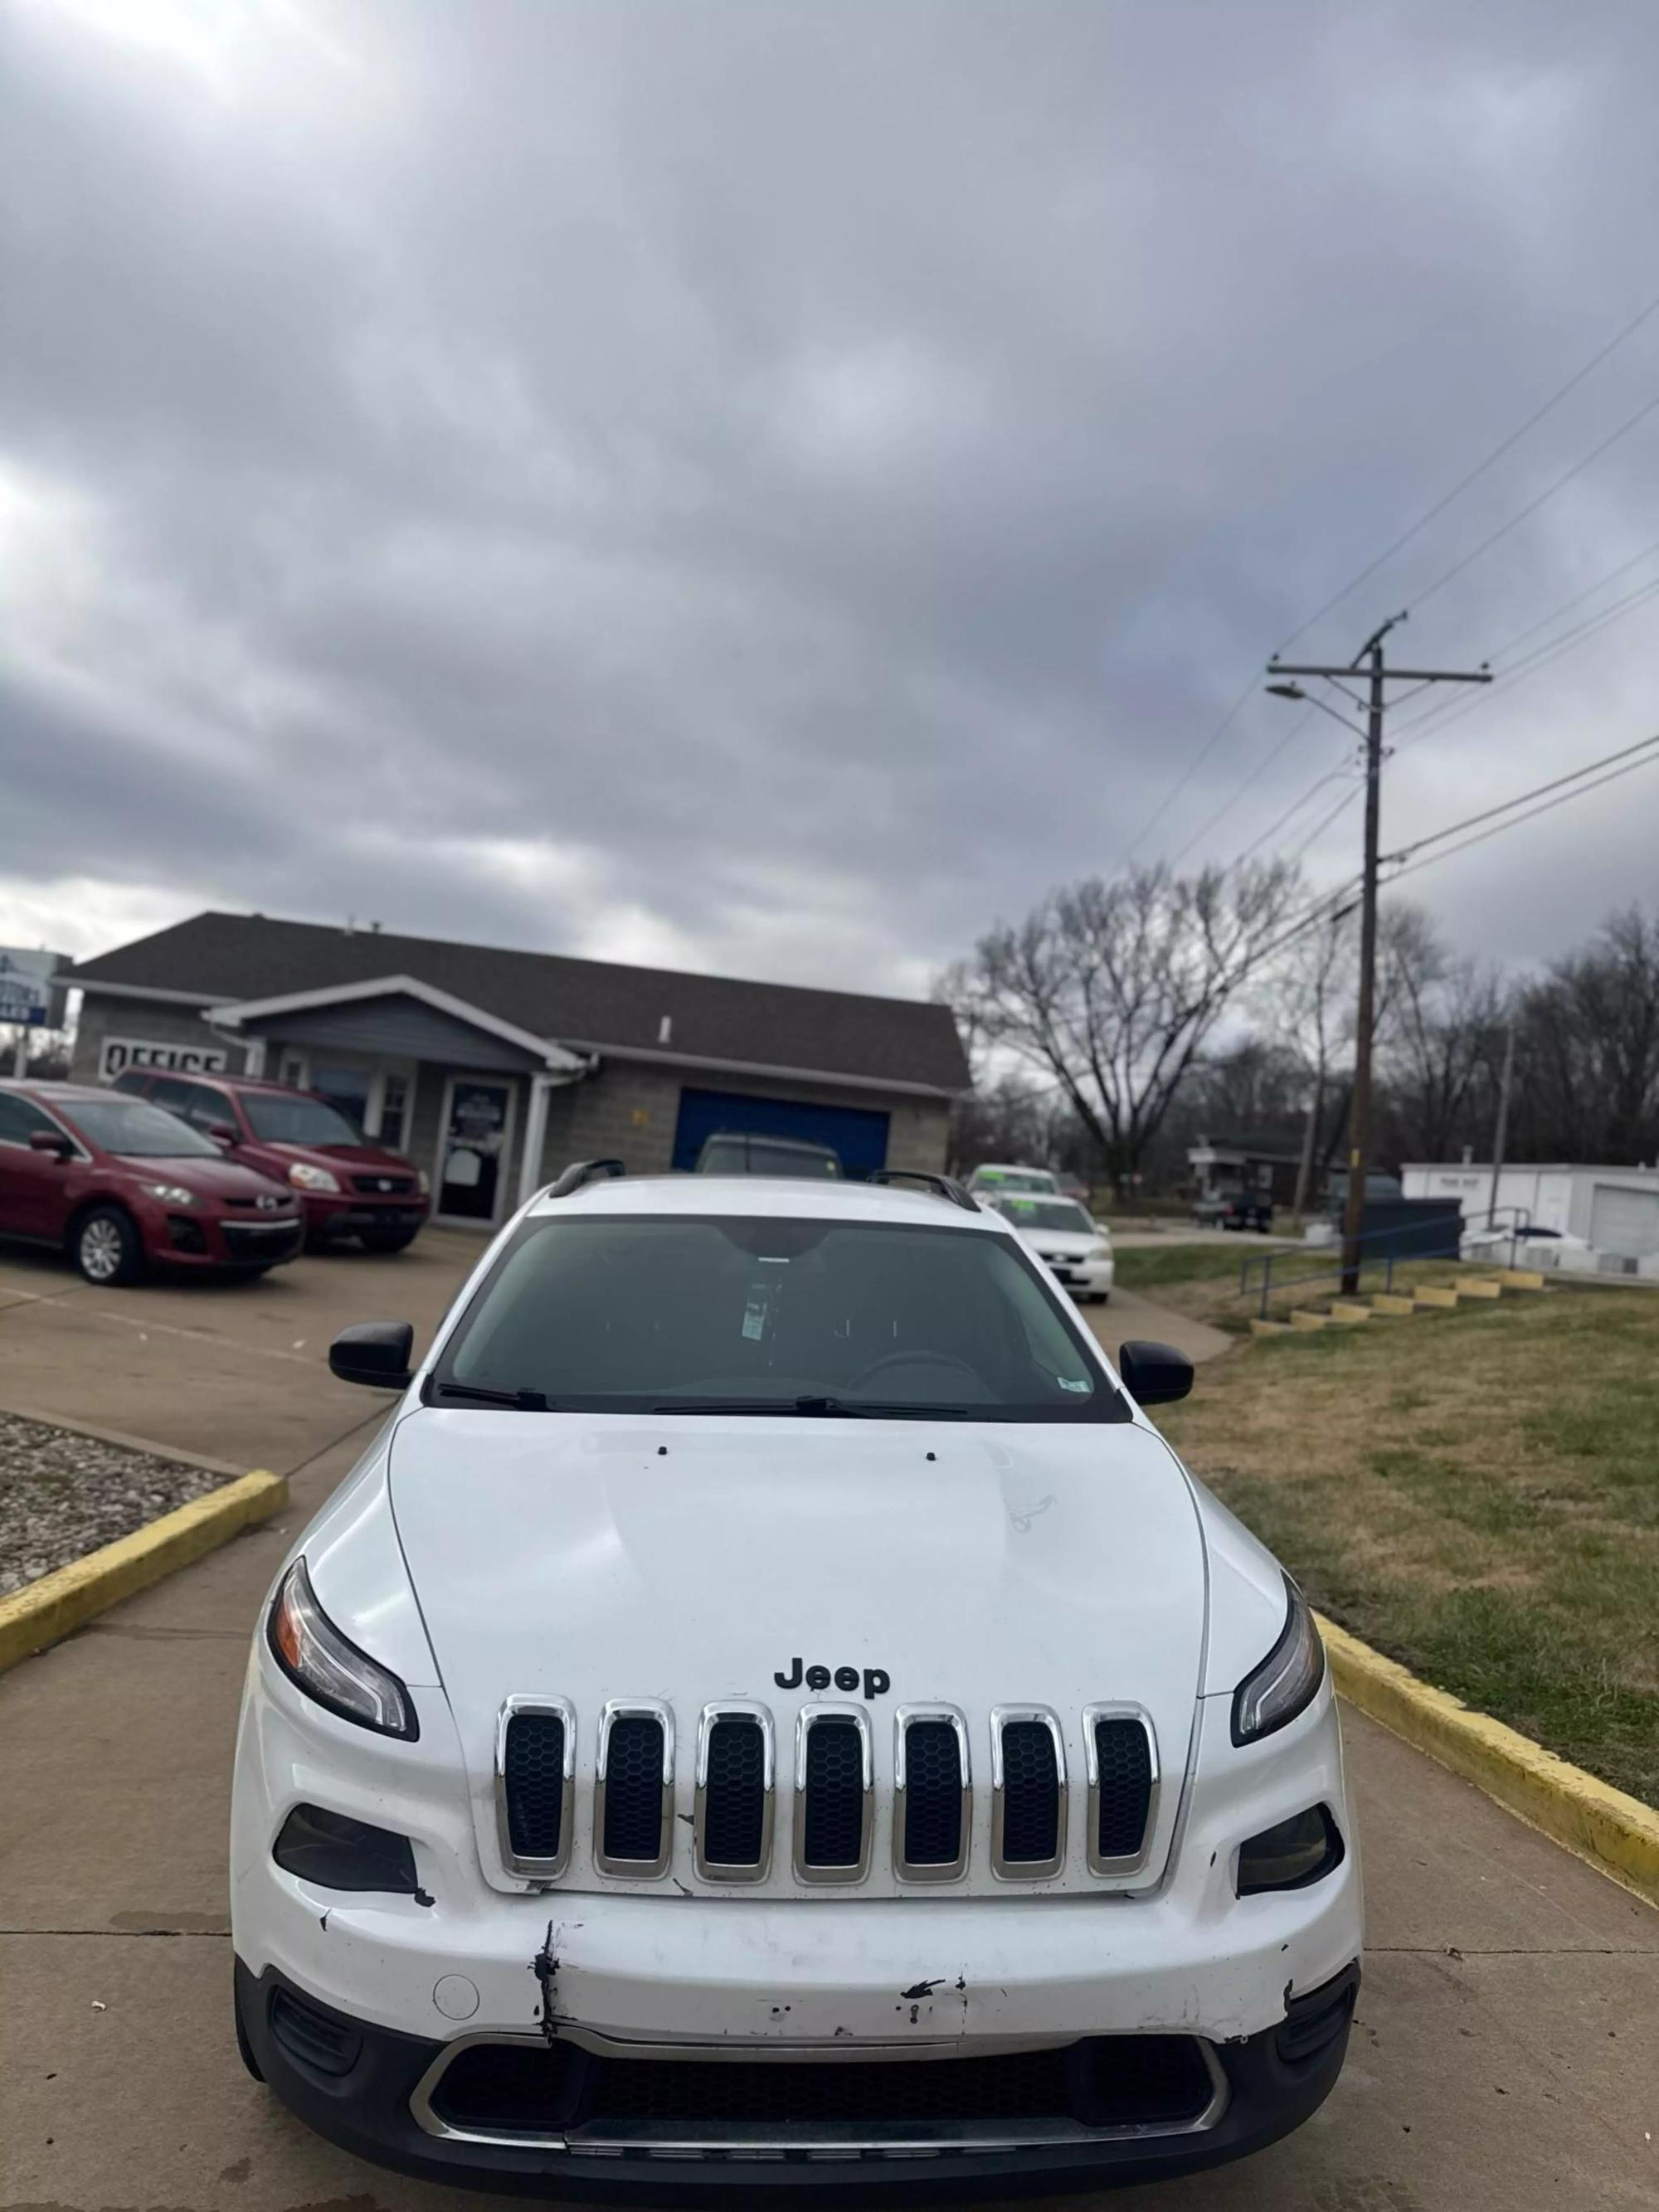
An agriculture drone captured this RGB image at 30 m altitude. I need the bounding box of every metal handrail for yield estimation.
[1238,1203,1532,1320]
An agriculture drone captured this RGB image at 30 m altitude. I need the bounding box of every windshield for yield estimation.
[431,1216,1124,1422]
[243,1091,364,1146]
[995,1198,1096,1235]
[69,1098,220,1159]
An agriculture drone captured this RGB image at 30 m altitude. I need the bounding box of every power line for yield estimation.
[1275,278,1659,654]
[1228,763,1354,872]
[1165,703,1319,868]
[1384,745,1659,887]
[1384,731,1659,868]
[1287,778,1362,862]
[1407,386,1659,615]
[1118,673,1261,863]
[1392,569,1659,755]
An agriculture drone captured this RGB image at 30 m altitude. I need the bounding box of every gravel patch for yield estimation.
[0,1412,230,1598]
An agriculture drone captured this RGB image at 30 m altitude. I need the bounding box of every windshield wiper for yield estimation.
[430,1380,551,1410]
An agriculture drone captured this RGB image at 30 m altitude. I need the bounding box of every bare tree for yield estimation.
[1257,907,1356,1216]
[1374,906,1506,1164]
[949,861,1301,1198]
[1512,906,1659,1163]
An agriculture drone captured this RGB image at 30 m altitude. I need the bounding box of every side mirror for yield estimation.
[329,1320,415,1391]
[1118,1339,1194,1407]
[29,1129,73,1159]
[208,1121,239,1148]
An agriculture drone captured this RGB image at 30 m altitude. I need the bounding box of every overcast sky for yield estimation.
[3,0,1657,1003]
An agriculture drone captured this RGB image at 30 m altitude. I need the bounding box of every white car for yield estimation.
[966,1160,1061,1198]
[231,1163,1361,2195]
[990,1193,1115,1302]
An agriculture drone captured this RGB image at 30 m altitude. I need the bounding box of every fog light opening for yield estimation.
[272,1802,420,1894]
[1236,1803,1344,1897]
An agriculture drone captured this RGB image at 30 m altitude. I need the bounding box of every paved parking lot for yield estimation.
[2,1228,1655,2210]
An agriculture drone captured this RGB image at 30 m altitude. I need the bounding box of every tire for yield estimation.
[72,1204,144,1287]
[359,1227,420,1255]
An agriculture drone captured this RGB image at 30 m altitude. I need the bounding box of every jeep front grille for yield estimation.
[493,1697,1156,1887]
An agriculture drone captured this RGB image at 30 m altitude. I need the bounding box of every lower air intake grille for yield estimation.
[1092,1717,1153,1860]
[270,1986,362,2078]
[602,1716,665,1864]
[428,2035,1218,2139]
[1000,1721,1060,1864]
[802,1719,864,1868]
[702,1717,766,1867]
[902,1720,964,1867]
[504,1711,566,1861]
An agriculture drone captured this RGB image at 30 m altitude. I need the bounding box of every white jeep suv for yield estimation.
[231,1163,1360,2196]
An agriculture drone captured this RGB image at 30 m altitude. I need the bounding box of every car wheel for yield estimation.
[359,1227,420,1254]
[72,1205,143,1287]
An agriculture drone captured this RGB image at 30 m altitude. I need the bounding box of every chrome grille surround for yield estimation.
[988,1705,1068,1880]
[793,1704,873,1884]
[1082,1704,1159,1876]
[494,1695,577,1880]
[594,1699,675,1879]
[693,1701,776,1883]
[892,1704,971,1883]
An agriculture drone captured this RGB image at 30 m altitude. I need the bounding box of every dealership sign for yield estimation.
[98,1037,229,1080]
[0,948,67,1028]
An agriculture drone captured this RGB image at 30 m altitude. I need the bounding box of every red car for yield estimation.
[112,1069,430,1252]
[0,1082,304,1286]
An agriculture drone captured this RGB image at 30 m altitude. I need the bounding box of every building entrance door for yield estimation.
[435,1078,515,1223]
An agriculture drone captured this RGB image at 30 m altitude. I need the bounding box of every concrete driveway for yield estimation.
[2,1230,1655,2210]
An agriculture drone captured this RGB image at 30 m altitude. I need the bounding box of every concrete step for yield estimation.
[1494,1266,1547,1291]
[1370,1292,1418,1315]
[1413,1286,1460,1309]
[1289,1309,1330,1330]
[1328,1301,1373,1322]
[1249,1318,1294,1337]
[1455,1276,1505,1300]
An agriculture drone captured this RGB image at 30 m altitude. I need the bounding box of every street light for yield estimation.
[1264,678,1366,741]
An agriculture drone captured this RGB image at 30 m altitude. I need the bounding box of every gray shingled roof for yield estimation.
[70,912,970,1094]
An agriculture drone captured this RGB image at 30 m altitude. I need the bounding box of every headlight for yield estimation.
[1231,1575,1325,1745]
[143,1183,197,1206]
[1087,1241,1112,1260]
[267,1558,417,1738]
[416,1167,430,1195]
[288,1162,342,1193]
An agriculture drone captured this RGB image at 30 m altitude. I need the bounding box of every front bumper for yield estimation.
[151,1208,304,1270]
[235,1956,1357,2200]
[302,1199,429,1241]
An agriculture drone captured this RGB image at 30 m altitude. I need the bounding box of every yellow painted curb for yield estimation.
[1317,1611,1659,1912]
[0,1470,288,1676]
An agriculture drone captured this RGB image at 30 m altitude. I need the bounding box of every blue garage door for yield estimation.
[671,1087,891,1179]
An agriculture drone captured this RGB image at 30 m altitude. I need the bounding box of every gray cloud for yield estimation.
[2,0,1657,986]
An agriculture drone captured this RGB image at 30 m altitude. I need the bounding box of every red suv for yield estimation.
[112,1070,430,1252]
[0,1082,303,1285]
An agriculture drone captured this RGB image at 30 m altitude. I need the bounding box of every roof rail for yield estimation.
[866,1169,980,1214]
[547,1158,625,1198]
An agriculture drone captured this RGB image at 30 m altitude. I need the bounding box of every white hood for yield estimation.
[388,1407,1205,1898]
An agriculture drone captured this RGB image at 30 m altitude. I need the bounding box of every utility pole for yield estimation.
[1487,1017,1516,1233]
[1267,615,1491,1293]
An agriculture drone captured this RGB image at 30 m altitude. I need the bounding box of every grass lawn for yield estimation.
[1155,1278,1659,1806]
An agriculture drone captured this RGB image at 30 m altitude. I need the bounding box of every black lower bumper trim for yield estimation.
[234,1959,1359,2202]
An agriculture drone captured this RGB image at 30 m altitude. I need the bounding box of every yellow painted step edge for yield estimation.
[1496,1267,1546,1290]
[1456,1277,1504,1299]
[1288,1310,1328,1330]
[1249,1318,1293,1336]
[1317,1612,1659,1913]
[1371,1293,1418,1315]
[1413,1286,1459,1308]
[0,1469,288,1676]
[1327,1301,1372,1322]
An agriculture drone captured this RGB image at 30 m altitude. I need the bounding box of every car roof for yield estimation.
[528,1174,1010,1231]
[0,1081,117,1103]
[124,1069,294,1094]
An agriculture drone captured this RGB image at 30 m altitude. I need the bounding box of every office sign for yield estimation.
[0,948,66,1028]
[99,1037,229,1080]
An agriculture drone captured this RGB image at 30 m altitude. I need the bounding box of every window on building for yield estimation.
[377,1070,411,1151]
